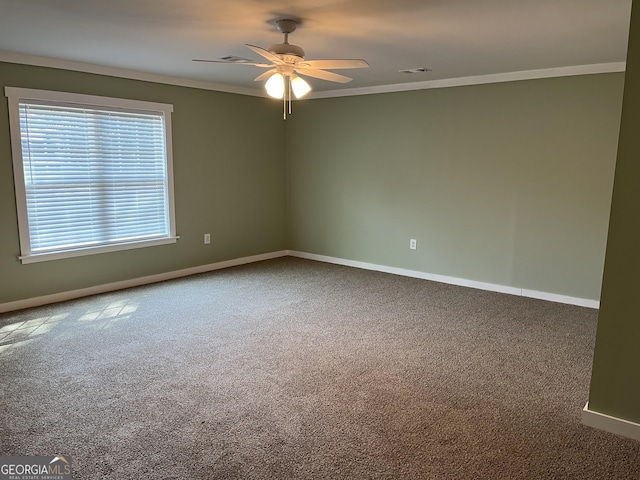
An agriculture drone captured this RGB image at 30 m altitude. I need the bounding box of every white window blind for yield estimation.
[6,87,177,263]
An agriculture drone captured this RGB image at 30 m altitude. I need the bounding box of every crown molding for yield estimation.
[308,62,627,99]
[0,51,625,99]
[0,50,266,97]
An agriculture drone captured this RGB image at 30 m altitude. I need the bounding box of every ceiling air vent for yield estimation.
[399,67,432,74]
[219,55,253,63]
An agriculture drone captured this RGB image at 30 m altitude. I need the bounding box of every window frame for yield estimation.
[5,87,178,264]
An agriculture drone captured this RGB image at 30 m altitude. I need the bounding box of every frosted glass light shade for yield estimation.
[265,73,285,99]
[291,76,311,98]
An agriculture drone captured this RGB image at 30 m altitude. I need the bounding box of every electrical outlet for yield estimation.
[204,233,211,244]
[410,238,417,250]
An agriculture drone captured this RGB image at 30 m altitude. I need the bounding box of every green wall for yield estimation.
[589,1,640,424]
[286,74,624,301]
[0,61,626,307]
[0,62,287,304]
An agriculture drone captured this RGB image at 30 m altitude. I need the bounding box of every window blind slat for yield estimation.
[17,97,172,254]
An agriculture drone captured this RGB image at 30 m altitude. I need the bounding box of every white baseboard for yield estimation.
[0,249,600,313]
[521,289,599,309]
[0,250,289,313]
[582,402,640,442]
[288,251,600,309]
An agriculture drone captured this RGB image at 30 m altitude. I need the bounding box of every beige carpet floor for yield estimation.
[1,257,639,479]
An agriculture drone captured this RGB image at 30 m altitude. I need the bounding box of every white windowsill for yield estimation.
[19,236,180,264]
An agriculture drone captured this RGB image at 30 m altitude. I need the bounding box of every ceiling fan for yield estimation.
[194,19,369,118]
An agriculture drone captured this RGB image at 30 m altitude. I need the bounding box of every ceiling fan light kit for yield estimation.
[265,72,285,98]
[193,18,369,119]
[291,75,312,98]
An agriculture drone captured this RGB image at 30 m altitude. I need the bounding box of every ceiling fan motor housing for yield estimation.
[268,18,305,60]
[267,42,305,60]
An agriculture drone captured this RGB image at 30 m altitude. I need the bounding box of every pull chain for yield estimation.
[282,76,293,120]
[288,77,292,116]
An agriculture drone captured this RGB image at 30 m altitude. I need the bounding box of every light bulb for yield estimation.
[265,73,285,99]
[291,75,311,98]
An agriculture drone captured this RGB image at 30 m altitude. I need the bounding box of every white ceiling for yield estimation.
[0,0,632,97]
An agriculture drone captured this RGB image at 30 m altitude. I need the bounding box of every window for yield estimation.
[6,87,177,264]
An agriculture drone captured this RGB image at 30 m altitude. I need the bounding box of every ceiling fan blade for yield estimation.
[254,69,278,82]
[193,59,272,68]
[245,45,284,65]
[297,59,369,70]
[295,68,353,84]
